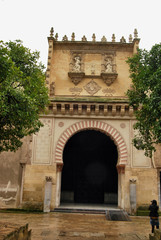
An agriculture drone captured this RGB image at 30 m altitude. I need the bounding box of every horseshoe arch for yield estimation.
[55,120,128,165]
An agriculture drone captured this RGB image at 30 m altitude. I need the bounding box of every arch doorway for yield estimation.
[60,130,118,205]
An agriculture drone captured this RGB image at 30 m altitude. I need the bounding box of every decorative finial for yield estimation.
[62,35,68,41]
[120,36,126,43]
[101,36,107,42]
[50,27,54,37]
[134,29,138,38]
[71,32,75,41]
[82,35,87,41]
[112,34,115,42]
[129,34,133,43]
[92,33,96,42]
[55,33,58,41]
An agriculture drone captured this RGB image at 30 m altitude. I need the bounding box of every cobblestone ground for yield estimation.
[0,212,151,239]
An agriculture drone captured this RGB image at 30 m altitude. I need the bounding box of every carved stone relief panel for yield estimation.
[101,53,116,73]
[69,87,82,96]
[69,52,84,72]
[68,52,85,85]
[84,80,101,95]
[68,51,118,86]
[101,53,118,86]
[102,88,116,96]
[84,54,102,76]
[50,82,55,96]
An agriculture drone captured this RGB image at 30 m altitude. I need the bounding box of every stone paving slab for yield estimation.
[0,222,21,240]
[0,212,151,240]
[0,222,31,240]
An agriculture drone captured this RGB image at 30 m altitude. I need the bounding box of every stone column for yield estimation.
[43,176,53,212]
[117,164,125,209]
[130,179,137,214]
[55,163,63,208]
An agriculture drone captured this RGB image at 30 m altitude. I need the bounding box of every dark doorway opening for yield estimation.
[61,130,118,205]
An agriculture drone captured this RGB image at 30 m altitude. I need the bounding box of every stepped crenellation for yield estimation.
[49,27,139,43]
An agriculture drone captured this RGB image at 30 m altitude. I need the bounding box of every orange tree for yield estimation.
[0,40,49,152]
[127,44,161,158]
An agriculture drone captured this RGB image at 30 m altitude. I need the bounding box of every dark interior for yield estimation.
[61,130,118,205]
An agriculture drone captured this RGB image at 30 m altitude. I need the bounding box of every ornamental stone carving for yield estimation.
[105,57,113,73]
[101,54,118,86]
[117,164,125,174]
[84,80,101,95]
[57,163,63,172]
[50,82,55,96]
[58,122,64,127]
[68,54,85,85]
[101,73,118,86]
[69,87,82,96]
[68,72,85,85]
[102,88,115,96]
[45,176,52,182]
[73,56,81,72]
[130,179,137,183]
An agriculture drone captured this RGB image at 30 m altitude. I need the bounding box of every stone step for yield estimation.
[53,208,131,222]
[53,207,105,214]
[106,210,131,221]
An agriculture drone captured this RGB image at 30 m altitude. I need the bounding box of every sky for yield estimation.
[1,0,161,67]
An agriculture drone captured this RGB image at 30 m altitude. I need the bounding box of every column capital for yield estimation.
[116,164,125,174]
[57,163,64,172]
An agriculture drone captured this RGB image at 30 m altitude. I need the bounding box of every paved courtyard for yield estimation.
[0,212,152,239]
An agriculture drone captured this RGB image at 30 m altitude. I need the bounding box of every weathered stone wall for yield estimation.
[22,165,56,211]
[124,167,158,213]
[50,43,133,97]
[0,136,32,208]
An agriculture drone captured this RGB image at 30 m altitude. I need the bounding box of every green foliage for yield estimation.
[136,205,161,216]
[127,44,161,158]
[0,40,49,152]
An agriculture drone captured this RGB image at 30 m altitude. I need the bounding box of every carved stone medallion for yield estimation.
[58,122,64,127]
[120,123,126,129]
[84,80,101,95]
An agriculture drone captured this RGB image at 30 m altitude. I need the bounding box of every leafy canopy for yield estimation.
[0,40,49,152]
[127,44,161,158]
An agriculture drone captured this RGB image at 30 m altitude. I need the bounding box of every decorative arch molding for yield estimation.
[55,120,128,165]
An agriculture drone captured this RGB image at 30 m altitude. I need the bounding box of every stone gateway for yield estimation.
[0,28,160,213]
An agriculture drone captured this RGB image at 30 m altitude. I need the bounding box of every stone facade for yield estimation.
[0,28,160,213]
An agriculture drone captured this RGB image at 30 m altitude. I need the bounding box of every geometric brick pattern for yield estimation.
[55,120,128,165]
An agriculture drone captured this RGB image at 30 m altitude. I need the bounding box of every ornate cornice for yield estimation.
[46,101,134,117]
